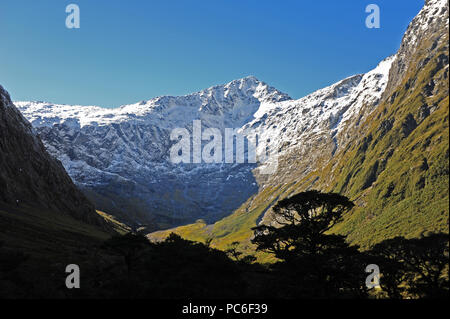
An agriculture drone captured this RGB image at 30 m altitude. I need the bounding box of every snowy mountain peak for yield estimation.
[15,54,396,227]
[15,76,291,130]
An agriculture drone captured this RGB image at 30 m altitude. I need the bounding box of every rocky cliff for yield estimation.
[0,85,105,227]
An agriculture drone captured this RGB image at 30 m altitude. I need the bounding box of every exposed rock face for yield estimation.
[16,58,393,230]
[144,0,448,252]
[14,0,448,238]
[384,0,449,100]
[0,85,104,227]
[16,77,289,228]
[250,56,395,187]
[261,0,449,243]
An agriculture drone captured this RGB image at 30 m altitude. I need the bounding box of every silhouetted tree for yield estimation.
[252,190,366,298]
[225,241,257,265]
[145,233,247,298]
[240,255,257,264]
[252,191,354,261]
[370,233,449,298]
[102,233,151,277]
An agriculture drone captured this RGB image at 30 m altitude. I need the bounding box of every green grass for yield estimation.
[96,210,131,235]
[147,33,449,258]
[148,185,294,263]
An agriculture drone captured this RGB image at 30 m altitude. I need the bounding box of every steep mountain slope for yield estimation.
[148,0,449,255]
[17,55,393,231]
[0,85,105,227]
[1,85,114,296]
[15,0,448,253]
[248,56,395,186]
[314,0,450,246]
[147,55,396,251]
[16,77,290,229]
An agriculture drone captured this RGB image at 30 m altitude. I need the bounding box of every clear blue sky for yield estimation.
[0,0,424,108]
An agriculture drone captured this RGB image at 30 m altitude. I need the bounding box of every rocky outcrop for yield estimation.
[384,0,449,100]
[263,0,449,244]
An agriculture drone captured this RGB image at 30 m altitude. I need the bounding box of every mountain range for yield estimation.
[3,0,449,258]
[14,42,395,231]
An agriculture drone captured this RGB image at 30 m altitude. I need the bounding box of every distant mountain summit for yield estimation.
[0,85,104,227]
[14,0,449,238]
[148,0,449,250]
[18,76,290,129]
[16,56,394,229]
[15,76,292,228]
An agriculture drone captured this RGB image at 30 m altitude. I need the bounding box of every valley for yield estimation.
[0,0,448,300]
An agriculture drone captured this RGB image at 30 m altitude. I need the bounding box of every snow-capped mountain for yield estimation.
[147,0,448,249]
[16,56,395,229]
[16,0,447,231]
[242,56,395,185]
[16,78,291,228]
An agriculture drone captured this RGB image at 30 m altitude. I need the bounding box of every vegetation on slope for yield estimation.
[305,32,450,247]
[3,192,447,298]
[96,210,132,235]
[147,19,449,257]
[148,184,294,262]
[0,203,110,297]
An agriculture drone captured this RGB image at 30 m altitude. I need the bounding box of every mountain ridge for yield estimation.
[147,0,449,255]
[0,85,106,228]
[16,54,394,229]
[12,0,449,243]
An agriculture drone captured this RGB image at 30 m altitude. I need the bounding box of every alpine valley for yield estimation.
[6,0,450,262]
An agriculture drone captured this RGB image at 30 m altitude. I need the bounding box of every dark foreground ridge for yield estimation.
[0,85,105,228]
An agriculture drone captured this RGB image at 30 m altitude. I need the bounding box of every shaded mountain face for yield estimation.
[16,77,290,229]
[0,85,104,227]
[16,0,448,238]
[16,58,393,230]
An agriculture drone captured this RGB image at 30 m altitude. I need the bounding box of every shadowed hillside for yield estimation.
[0,85,105,227]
